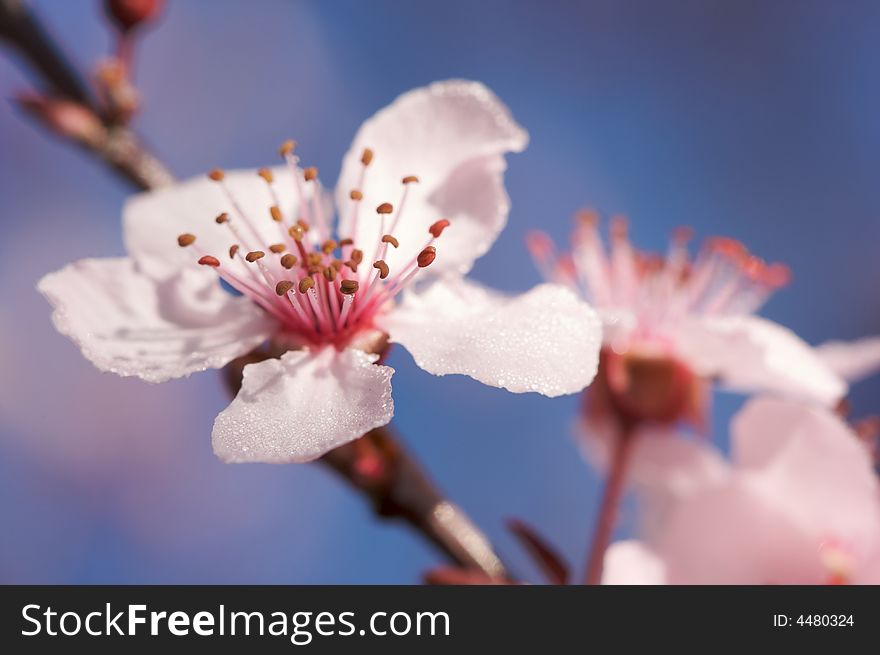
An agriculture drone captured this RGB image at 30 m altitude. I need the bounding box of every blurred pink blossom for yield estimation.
[816,336,880,387]
[529,215,848,409]
[603,396,880,584]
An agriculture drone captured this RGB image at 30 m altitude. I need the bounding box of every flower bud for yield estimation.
[104,0,164,33]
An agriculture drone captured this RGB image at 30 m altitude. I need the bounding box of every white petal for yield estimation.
[602,541,667,585]
[38,258,273,383]
[336,80,528,276]
[212,347,394,463]
[731,396,880,541]
[123,166,304,280]
[380,277,601,397]
[676,315,846,405]
[815,336,880,384]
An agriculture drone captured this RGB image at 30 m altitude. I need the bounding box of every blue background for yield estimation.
[0,0,878,583]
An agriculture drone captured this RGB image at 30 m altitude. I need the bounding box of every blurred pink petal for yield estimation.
[602,541,666,585]
[603,396,880,584]
[578,420,726,493]
[678,315,845,405]
[577,417,727,537]
[815,336,880,385]
[732,394,880,538]
[531,220,849,407]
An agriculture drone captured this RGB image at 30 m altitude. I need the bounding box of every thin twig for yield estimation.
[0,0,93,106]
[0,0,174,191]
[322,428,506,578]
[584,424,635,584]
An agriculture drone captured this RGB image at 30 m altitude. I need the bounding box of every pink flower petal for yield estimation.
[212,347,394,463]
[676,315,846,405]
[38,258,273,383]
[608,397,880,584]
[576,418,728,539]
[732,396,880,541]
[653,483,820,584]
[602,541,667,585]
[380,278,600,397]
[577,419,727,494]
[336,80,528,277]
[815,336,880,385]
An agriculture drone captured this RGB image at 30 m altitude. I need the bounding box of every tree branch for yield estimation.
[0,0,174,191]
[0,0,93,106]
[322,427,506,578]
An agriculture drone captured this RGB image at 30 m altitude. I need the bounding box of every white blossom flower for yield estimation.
[39,81,602,464]
[528,213,848,409]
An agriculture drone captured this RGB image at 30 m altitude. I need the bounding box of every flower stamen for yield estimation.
[529,210,791,347]
[209,170,264,248]
[182,148,450,347]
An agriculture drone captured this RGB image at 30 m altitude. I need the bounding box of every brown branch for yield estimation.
[0,0,174,191]
[322,428,506,578]
[73,119,175,190]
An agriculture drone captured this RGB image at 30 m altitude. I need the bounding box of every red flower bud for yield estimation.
[104,0,164,33]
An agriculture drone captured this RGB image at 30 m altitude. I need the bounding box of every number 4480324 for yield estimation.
[797,615,854,627]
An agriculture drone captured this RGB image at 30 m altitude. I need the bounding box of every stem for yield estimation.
[0,0,174,191]
[223,352,507,580]
[322,428,506,578]
[0,0,93,107]
[84,126,176,191]
[584,424,636,584]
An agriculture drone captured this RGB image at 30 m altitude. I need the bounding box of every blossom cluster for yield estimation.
[38,79,880,584]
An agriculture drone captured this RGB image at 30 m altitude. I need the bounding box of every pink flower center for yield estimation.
[528,210,791,343]
[177,143,449,349]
